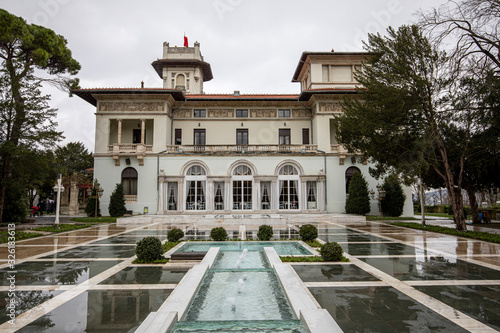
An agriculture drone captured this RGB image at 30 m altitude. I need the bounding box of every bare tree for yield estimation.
[419,0,500,74]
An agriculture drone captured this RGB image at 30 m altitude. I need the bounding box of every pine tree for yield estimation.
[85,187,101,217]
[108,183,127,217]
[380,175,406,217]
[345,173,371,215]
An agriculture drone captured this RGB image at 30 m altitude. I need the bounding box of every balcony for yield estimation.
[165,144,318,154]
[330,144,366,165]
[108,144,153,154]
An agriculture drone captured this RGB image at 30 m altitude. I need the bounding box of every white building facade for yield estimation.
[74,42,414,216]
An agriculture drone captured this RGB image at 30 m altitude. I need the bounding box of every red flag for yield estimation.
[184,35,188,47]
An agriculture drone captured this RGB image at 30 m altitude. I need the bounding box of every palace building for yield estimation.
[73,42,414,216]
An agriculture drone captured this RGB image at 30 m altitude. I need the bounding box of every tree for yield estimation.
[335,25,487,231]
[54,142,93,176]
[108,183,126,217]
[419,0,500,74]
[345,173,371,215]
[380,175,406,217]
[85,180,101,217]
[0,9,80,223]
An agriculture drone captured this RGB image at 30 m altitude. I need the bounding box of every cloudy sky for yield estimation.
[1,0,448,151]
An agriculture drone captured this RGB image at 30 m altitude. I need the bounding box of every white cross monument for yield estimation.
[53,174,64,228]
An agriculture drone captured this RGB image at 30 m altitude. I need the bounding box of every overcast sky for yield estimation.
[0,0,448,152]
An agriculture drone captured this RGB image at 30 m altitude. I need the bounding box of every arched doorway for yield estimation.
[278,164,300,210]
[345,166,361,194]
[232,165,253,211]
[185,164,207,211]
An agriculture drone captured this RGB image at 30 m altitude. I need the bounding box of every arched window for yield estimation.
[345,166,361,194]
[279,165,298,175]
[122,167,138,195]
[278,165,300,210]
[233,165,252,176]
[232,164,253,210]
[176,74,185,88]
[185,165,206,211]
[187,165,206,176]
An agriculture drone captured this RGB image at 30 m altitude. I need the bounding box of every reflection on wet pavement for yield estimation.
[17,289,171,333]
[309,286,468,333]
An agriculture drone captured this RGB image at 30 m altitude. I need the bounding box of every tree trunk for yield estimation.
[449,186,467,231]
[465,183,480,224]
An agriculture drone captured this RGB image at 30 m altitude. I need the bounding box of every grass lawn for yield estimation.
[366,216,418,221]
[31,224,92,233]
[0,230,43,243]
[70,217,117,223]
[391,222,500,244]
[415,213,454,219]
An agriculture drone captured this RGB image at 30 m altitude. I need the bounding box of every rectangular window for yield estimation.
[175,129,182,145]
[261,181,271,210]
[236,109,248,118]
[302,128,310,145]
[167,182,178,211]
[214,182,224,211]
[278,109,290,118]
[194,129,206,145]
[322,65,329,82]
[236,129,248,145]
[306,181,317,210]
[331,65,353,82]
[193,109,206,118]
[279,129,291,145]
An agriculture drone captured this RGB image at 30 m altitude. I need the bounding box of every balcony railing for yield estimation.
[165,144,318,154]
[108,144,153,154]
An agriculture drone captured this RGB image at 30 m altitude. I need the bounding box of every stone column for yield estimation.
[68,172,79,216]
[272,179,279,211]
[157,169,165,214]
[225,180,231,211]
[318,179,326,211]
[140,119,146,144]
[300,179,307,211]
[177,180,184,212]
[117,119,122,145]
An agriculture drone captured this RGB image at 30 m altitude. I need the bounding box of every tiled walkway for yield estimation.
[1,219,499,332]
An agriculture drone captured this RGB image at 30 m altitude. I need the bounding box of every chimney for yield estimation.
[141,81,144,88]
[233,90,240,96]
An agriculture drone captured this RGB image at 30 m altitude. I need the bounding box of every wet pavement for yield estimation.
[0,217,499,332]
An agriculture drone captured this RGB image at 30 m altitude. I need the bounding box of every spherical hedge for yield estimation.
[210,227,228,241]
[257,225,273,241]
[136,237,164,262]
[299,224,318,242]
[167,228,184,242]
[320,242,343,261]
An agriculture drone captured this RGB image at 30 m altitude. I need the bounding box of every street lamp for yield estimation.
[53,174,64,228]
[370,184,386,217]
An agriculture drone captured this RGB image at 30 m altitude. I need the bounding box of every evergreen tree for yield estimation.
[345,173,371,215]
[108,183,127,217]
[85,181,101,217]
[381,175,406,217]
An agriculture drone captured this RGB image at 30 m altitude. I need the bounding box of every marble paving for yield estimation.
[0,217,499,332]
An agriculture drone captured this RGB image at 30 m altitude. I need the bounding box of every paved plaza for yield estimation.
[1,216,500,332]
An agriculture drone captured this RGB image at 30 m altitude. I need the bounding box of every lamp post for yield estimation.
[370,184,386,217]
[53,174,64,229]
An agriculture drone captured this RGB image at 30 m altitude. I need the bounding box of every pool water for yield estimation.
[171,242,307,332]
[175,241,311,255]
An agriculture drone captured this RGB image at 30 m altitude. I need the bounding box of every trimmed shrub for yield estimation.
[108,183,127,217]
[320,242,343,261]
[135,237,163,262]
[85,181,101,217]
[299,224,318,242]
[380,175,406,217]
[210,227,228,241]
[345,173,370,215]
[257,225,273,241]
[167,228,184,242]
